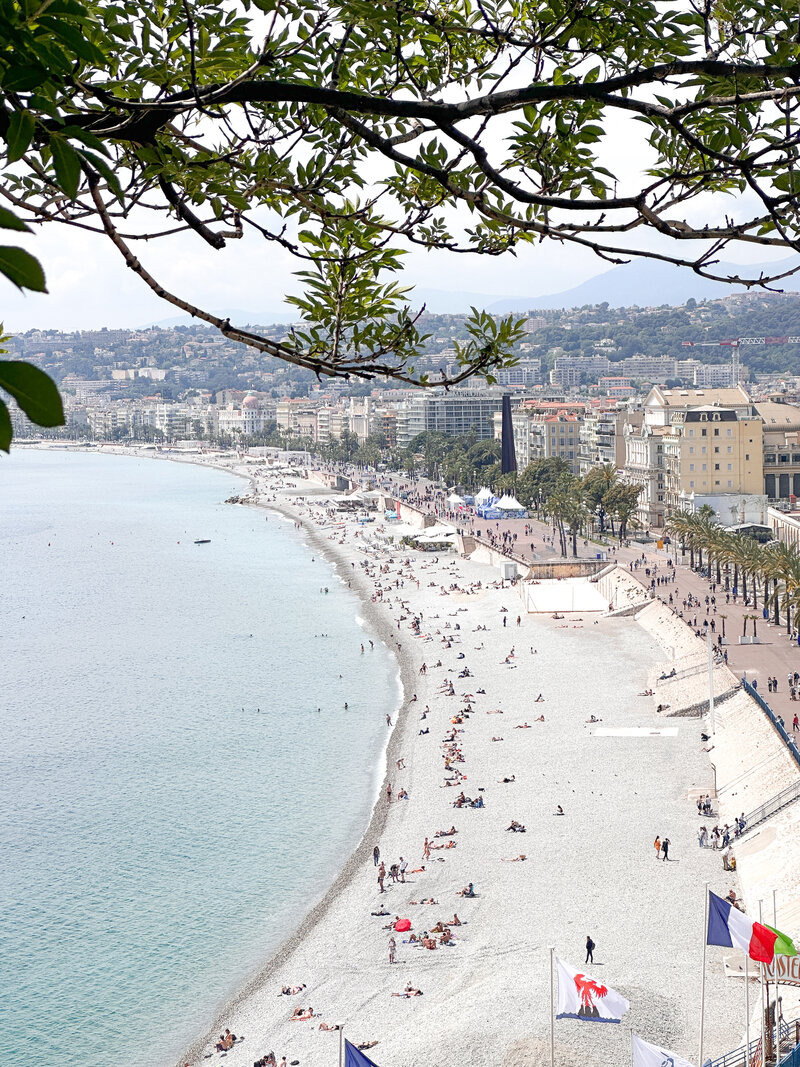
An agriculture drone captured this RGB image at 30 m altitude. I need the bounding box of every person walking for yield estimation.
[585,935,595,964]
[388,936,396,964]
[373,844,380,867]
[653,835,661,860]
[378,862,386,893]
[662,837,670,861]
[793,714,799,733]
[399,856,408,883]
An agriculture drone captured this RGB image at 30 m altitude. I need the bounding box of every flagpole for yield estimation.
[745,955,751,1067]
[339,1026,344,1067]
[699,881,709,1067]
[759,901,766,1067]
[773,889,780,1064]
[550,946,555,1067]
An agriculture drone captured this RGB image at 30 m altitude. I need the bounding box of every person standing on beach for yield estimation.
[654,835,661,859]
[373,845,380,866]
[662,837,670,861]
[378,862,386,893]
[585,935,595,964]
[400,857,408,882]
[389,937,396,964]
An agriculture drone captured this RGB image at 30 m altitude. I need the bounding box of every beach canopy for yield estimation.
[394,918,411,931]
[474,487,493,503]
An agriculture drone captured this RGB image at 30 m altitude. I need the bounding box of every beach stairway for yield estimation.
[739,779,800,838]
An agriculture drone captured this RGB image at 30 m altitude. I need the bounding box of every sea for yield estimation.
[0,448,399,1067]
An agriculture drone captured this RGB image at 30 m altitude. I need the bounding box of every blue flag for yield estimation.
[345,1038,381,1067]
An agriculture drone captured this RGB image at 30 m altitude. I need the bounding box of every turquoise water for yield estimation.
[0,449,397,1067]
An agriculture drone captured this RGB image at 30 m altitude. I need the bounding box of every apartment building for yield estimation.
[579,408,641,476]
[756,401,800,500]
[623,386,763,528]
[396,391,505,448]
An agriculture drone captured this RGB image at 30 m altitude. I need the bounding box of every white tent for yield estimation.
[447,493,465,505]
[474,487,493,503]
[421,523,457,538]
[384,522,421,540]
[497,494,525,510]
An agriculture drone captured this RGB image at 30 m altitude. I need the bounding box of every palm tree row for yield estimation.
[665,511,800,634]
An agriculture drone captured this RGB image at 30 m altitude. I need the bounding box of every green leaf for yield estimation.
[0,361,64,427]
[6,110,35,163]
[2,64,48,91]
[0,246,47,291]
[0,398,11,452]
[50,136,82,198]
[0,207,31,233]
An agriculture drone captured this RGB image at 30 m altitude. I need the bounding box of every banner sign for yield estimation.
[765,955,800,986]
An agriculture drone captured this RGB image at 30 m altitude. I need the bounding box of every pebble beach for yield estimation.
[175,465,748,1067]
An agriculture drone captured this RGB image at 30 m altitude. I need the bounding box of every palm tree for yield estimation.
[665,510,695,566]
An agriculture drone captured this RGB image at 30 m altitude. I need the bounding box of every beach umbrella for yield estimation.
[394,918,411,932]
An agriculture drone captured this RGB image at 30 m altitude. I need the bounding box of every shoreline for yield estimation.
[175,491,418,1067]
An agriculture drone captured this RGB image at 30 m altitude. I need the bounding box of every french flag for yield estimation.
[707,891,777,964]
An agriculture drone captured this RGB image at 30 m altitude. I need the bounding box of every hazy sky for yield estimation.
[0,211,619,331]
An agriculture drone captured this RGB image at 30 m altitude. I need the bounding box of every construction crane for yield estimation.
[681,335,800,386]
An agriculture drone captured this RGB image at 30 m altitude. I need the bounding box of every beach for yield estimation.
[164,460,748,1067]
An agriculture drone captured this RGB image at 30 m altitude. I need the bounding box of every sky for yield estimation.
[0,211,616,331]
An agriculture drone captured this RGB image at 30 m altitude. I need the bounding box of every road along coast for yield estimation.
[173,463,745,1067]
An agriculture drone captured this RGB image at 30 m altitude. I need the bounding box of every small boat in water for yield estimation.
[194,539,211,544]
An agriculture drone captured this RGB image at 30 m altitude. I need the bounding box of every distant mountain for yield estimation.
[141,307,296,328]
[410,287,528,313]
[488,256,800,313]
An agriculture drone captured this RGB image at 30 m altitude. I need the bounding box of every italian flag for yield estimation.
[707,891,796,964]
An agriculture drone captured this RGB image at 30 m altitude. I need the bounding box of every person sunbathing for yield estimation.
[499,775,516,783]
[435,827,458,837]
[450,913,461,926]
[391,986,423,997]
[506,820,526,832]
[491,736,504,741]
[290,1007,314,1020]
[501,854,527,862]
[422,936,438,949]
[586,714,601,723]
[319,1022,341,1031]
[534,693,545,702]
[515,722,531,729]
[457,882,476,897]
[535,715,545,722]
[279,984,306,995]
[554,805,565,815]
[358,1041,380,1050]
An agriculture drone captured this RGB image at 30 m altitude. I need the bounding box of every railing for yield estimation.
[741,680,800,771]
[740,779,800,835]
[706,1019,800,1067]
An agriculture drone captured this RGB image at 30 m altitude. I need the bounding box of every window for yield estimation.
[726,428,732,436]
[689,463,695,471]
[658,494,664,501]
[765,455,776,464]
[727,464,732,471]
[688,428,694,436]
[714,428,720,436]
[780,454,790,463]
[746,453,750,460]
[728,480,732,487]
[690,480,695,487]
[793,454,800,463]
[714,446,720,453]
[727,446,732,453]
[715,464,720,471]
[702,446,707,454]
[702,463,707,471]
[689,446,694,454]
[715,480,720,486]
[701,428,707,436]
